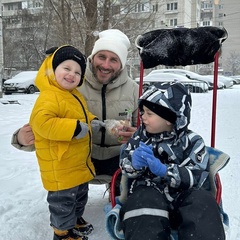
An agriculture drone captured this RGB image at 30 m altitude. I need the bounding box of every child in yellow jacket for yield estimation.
[29,45,105,240]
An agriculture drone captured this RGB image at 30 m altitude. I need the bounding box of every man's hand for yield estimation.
[118,126,137,143]
[17,123,35,146]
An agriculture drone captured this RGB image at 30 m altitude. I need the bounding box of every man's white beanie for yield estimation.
[91,29,131,69]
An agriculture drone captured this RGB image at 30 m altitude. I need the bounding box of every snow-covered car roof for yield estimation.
[5,71,38,84]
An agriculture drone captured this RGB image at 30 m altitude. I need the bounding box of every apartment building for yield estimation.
[128,0,240,76]
[0,0,239,78]
[118,0,201,77]
[1,0,43,15]
[0,0,44,78]
[200,0,240,75]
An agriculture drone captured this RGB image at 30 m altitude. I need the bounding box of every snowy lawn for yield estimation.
[0,86,240,239]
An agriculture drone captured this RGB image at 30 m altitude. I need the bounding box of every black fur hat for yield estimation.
[46,46,87,86]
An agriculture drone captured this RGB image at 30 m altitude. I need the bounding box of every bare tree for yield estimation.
[82,0,98,56]
[45,0,72,43]
[3,9,44,73]
[102,0,111,30]
[226,51,240,75]
[2,0,161,77]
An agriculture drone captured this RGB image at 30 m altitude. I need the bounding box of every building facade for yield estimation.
[0,0,239,79]
[200,0,240,75]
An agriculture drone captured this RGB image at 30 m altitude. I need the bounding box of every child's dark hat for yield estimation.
[46,46,87,86]
[140,99,177,124]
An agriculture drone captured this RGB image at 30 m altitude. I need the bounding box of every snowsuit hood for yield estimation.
[139,82,192,133]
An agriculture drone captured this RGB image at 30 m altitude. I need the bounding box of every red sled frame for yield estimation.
[110,51,223,208]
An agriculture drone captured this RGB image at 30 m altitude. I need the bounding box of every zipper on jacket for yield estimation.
[72,93,95,177]
[100,85,107,147]
[72,94,89,124]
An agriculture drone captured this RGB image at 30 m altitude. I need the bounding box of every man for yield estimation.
[80,29,139,177]
[11,29,139,238]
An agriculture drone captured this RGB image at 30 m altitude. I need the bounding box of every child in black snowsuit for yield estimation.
[119,82,225,240]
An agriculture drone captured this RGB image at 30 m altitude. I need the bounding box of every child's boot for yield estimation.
[53,228,88,240]
[73,217,94,236]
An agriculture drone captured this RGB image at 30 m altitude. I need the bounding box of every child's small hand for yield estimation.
[138,142,167,177]
[132,147,148,170]
[91,119,105,132]
[75,122,89,139]
[139,142,153,154]
[144,152,167,177]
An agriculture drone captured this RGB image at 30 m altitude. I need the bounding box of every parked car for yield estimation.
[148,68,225,90]
[199,74,225,89]
[206,75,234,88]
[3,71,38,94]
[228,75,240,85]
[135,72,209,93]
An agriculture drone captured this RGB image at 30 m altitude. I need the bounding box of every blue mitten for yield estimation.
[138,142,153,154]
[138,142,167,176]
[144,152,167,177]
[132,147,148,170]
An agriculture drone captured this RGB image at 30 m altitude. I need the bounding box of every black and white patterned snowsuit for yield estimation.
[119,83,225,240]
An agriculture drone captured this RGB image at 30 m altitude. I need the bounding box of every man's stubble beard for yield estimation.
[92,64,122,84]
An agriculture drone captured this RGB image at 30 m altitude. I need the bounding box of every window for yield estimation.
[201,2,213,9]
[22,1,28,9]
[218,4,223,10]
[7,4,14,10]
[29,1,42,8]
[121,2,150,14]
[169,18,177,27]
[167,2,178,11]
[203,20,211,26]
[34,2,42,8]
[153,3,158,12]
[135,2,150,13]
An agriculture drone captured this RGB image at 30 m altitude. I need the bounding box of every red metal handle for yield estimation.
[110,168,122,207]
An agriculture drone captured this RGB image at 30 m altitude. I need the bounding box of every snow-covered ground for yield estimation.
[1,85,240,239]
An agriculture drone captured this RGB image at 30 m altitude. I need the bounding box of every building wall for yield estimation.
[200,0,240,74]
[1,0,239,76]
[220,0,240,73]
[1,0,43,16]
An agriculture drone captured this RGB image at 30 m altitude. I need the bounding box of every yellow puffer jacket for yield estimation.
[29,47,96,191]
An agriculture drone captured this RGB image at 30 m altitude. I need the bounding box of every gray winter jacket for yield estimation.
[79,59,139,160]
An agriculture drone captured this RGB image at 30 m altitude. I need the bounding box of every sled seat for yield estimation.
[105,146,230,240]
